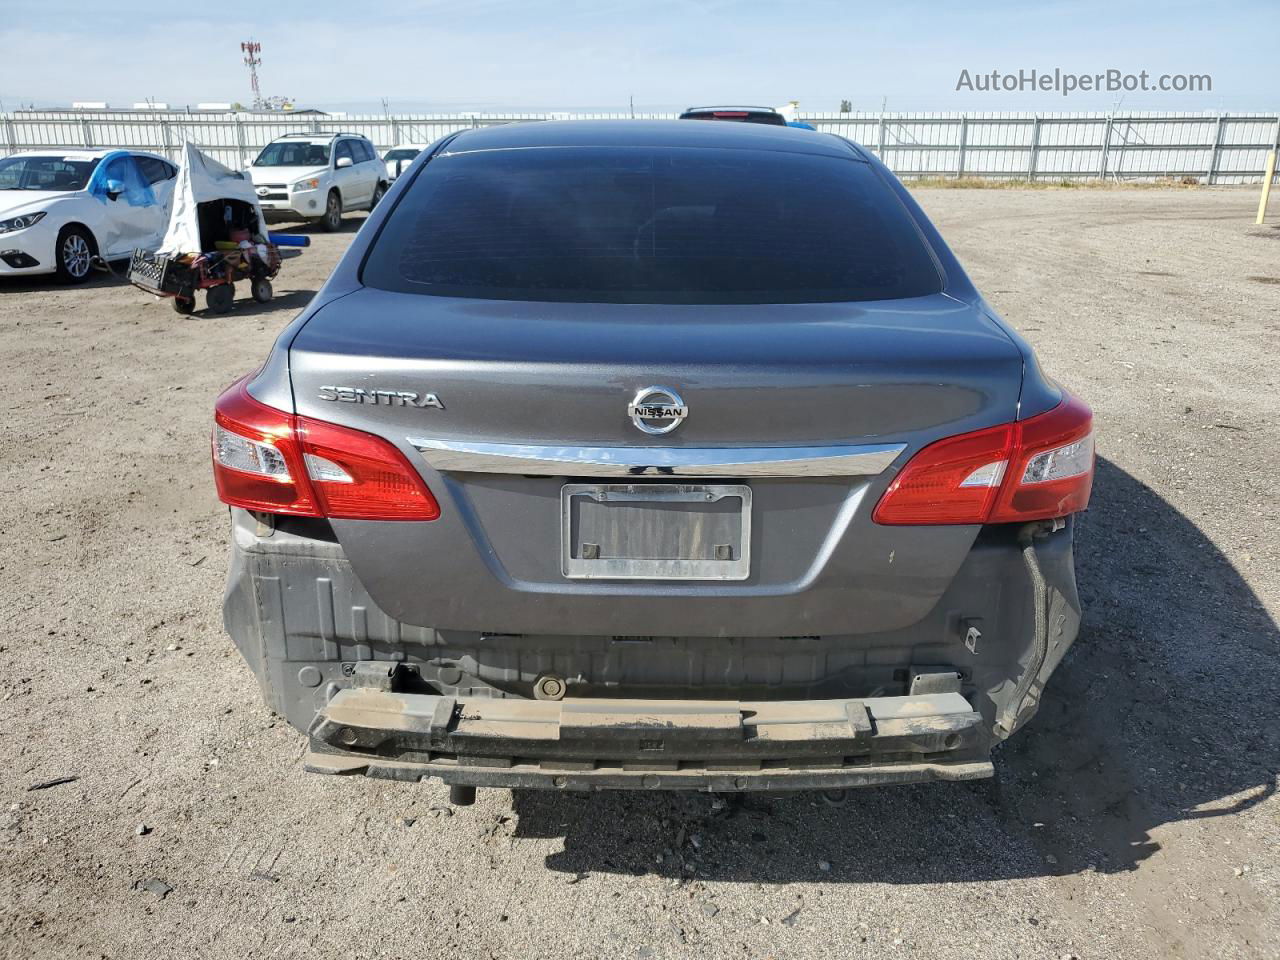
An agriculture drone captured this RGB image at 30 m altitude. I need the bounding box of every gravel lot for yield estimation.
[2,189,1277,960]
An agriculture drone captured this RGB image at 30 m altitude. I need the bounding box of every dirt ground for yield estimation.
[1,189,1277,960]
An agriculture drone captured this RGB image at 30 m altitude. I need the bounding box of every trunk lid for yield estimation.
[285,289,1024,637]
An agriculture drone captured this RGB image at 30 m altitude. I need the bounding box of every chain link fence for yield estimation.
[4,109,1279,184]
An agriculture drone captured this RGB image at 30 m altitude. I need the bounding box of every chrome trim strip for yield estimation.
[408,437,906,478]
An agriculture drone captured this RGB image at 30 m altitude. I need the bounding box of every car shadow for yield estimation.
[265,212,369,236]
[189,288,317,318]
[0,263,132,294]
[508,456,1279,884]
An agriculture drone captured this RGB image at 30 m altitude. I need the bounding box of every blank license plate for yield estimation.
[561,483,751,581]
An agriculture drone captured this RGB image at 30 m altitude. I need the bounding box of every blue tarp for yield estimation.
[86,150,155,207]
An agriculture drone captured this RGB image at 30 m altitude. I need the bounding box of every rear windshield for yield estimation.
[385,148,421,162]
[362,146,942,304]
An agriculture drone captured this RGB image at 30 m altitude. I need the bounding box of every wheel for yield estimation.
[320,191,342,232]
[369,181,387,210]
[251,278,273,303]
[171,294,196,315]
[54,225,95,284]
[206,283,234,314]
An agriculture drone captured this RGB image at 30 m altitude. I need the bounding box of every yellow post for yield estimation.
[1258,150,1278,225]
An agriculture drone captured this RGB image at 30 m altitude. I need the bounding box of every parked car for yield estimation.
[247,133,387,231]
[0,149,177,283]
[678,105,788,125]
[212,120,1093,804]
[383,144,429,181]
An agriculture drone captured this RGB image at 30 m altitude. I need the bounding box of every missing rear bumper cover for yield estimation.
[305,687,991,791]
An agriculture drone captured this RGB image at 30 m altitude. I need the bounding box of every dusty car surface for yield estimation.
[212,120,1093,803]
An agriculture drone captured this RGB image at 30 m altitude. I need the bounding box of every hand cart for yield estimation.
[129,238,285,315]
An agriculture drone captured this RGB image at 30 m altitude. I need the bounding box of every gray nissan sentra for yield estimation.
[213,120,1093,803]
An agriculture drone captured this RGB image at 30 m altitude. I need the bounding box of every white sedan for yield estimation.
[0,149,177,283]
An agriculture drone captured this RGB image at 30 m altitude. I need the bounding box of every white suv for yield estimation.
[247,133,387,231]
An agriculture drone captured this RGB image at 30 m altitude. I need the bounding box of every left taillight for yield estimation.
[873,391,1094,526]
[212,377,440,521]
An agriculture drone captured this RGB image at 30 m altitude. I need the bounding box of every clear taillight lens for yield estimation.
[1021,433,1094,484]
[214,424,290,479]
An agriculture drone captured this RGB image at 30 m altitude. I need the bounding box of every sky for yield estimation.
[1,0,1275,114]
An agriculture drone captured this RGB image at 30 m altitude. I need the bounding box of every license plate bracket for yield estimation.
[561,483,751,581]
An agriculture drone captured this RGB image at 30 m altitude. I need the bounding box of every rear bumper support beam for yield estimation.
[305,666,993,792]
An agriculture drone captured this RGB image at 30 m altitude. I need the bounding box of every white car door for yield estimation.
[357,140,382,196]
[132,155,177,250]
[95,154,157,258]
[332,140,367,208]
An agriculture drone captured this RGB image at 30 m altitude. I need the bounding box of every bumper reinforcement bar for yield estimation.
[305,668,993,791]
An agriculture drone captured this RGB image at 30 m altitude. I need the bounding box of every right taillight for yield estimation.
[212,376,440,522]
[873,392,1093,526]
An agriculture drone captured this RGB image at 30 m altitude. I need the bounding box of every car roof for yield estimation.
[440,119,860,159]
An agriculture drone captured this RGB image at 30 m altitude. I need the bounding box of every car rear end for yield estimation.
[214,121,1092,798]
[383,146,424,181]
[678,106,788,125]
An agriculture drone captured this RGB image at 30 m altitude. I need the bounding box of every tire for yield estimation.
[369,181,387,210]
[320,191,342,232]
[54,225,95,284]
[207,283,234,314]
[171,294,196,315]
[251,278,273,303]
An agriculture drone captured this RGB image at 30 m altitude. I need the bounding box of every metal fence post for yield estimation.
[2,113,15,157]
[80,116,93,148]
[1099,116,1114,179]
[1028,116,1041,181]
[234,115,246,168]
[1207,114,1225,185]
[956,115,968,178]
[877,115,886,166]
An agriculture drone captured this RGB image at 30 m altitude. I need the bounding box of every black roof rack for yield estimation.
[274,131,369,141]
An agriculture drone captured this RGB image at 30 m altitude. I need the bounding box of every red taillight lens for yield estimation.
[211,377,440,521]
[295,416,441,521]
[873,392,1093,526]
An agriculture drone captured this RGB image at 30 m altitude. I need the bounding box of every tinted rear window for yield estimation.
[362,146,942,304]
